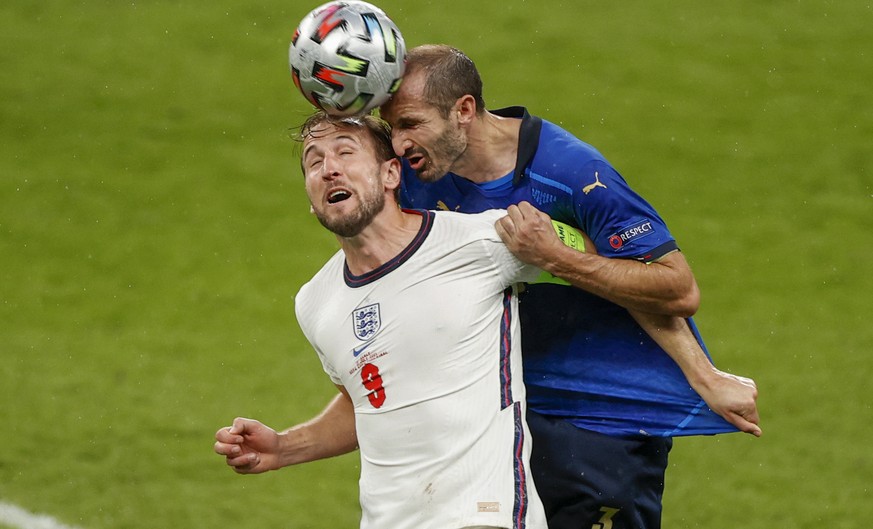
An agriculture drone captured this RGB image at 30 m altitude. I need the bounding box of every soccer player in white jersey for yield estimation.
[214,111,547,529]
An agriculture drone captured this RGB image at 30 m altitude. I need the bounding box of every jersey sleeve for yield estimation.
[294,282,342,385]
[473,209,542,285]
[572,160,678,263]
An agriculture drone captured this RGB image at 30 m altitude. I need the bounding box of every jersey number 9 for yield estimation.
[361,363,386,408]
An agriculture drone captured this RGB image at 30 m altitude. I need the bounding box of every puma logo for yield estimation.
[582,171,607,195]
[436,200,460,211]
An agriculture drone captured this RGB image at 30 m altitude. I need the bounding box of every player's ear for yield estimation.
[382,157,402,192]
[455,94,477,125]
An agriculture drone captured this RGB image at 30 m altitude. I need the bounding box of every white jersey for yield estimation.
[295,209,546,529]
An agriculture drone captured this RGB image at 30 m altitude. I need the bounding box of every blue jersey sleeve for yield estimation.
[571,160,678,262]
[529,121,678,262]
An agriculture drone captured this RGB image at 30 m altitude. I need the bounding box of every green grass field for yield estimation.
[2,1,871,527]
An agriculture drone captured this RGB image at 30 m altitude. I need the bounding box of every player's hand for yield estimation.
[496,201,568,267]
[697,369,762,437]
[214,417,281,474]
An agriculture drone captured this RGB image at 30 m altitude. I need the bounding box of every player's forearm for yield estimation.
[629,309,717,387]
[277,393,358,467]
[542,246,700,316]
[632,309,763,436]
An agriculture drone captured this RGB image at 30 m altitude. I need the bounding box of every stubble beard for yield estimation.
[314,188,386,238]
[415,126,466,183]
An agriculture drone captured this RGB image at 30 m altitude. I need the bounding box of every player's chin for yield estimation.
[316,209,368,238]
[318,206,352,228]
[416,165,443,183]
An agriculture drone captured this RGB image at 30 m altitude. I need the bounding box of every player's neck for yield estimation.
[451,111,520,184]
[340,206,422,276]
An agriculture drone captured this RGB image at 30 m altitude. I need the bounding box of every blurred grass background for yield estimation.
[1,1,870,527]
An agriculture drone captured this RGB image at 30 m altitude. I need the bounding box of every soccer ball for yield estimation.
[289,1,406,116]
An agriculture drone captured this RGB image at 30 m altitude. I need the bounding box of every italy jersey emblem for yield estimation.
[353,303,381,340]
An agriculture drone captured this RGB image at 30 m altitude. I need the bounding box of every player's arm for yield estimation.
[276,386,358,466]
[497,213,762,436]
[214,387,358,474]
[630,311,762,436]
[496,201,699,317]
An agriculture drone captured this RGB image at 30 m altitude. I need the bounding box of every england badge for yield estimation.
[353,303,381,341]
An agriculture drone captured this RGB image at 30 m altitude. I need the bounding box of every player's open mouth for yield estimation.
[327,189,352,204]
[407,154,426,171]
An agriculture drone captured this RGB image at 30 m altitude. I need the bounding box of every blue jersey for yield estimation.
[400,106,736,438]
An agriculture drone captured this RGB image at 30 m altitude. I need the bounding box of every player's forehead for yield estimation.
[302,123,370,156]
[380,71,434,122]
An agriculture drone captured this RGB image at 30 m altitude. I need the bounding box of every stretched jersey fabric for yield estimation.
[400,107,737,439]
[295,209,547,529]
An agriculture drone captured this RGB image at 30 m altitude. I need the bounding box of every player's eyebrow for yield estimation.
[302,141,322,163]
[302,133,362,162]
[394,115,424,129]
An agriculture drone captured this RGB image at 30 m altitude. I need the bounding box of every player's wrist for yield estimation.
[275,428,309,467]
[545,245,600,282]
[686,363,723,392]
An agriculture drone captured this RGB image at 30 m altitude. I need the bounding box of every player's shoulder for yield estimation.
[429,209,532,281]
[432,209,505,236]
[296,250,344,301]
[425,210,508,252]
[535,119,609,169]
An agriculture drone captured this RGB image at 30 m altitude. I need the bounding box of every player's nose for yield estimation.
[320,152,342,178]
[391,132,410,158]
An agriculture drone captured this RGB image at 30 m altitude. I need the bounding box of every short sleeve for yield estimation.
[572,161,678,263]
[294,283,342,385]
[473,209,542,284]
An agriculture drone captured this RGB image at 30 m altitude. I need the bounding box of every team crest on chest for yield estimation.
[353,303,381,341]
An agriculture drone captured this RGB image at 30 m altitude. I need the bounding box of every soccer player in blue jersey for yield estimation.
[379,44,762,529]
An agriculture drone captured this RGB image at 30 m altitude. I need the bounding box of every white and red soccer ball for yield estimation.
[289,1,406,116]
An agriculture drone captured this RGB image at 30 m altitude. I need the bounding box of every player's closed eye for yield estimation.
[306,158,323,172]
